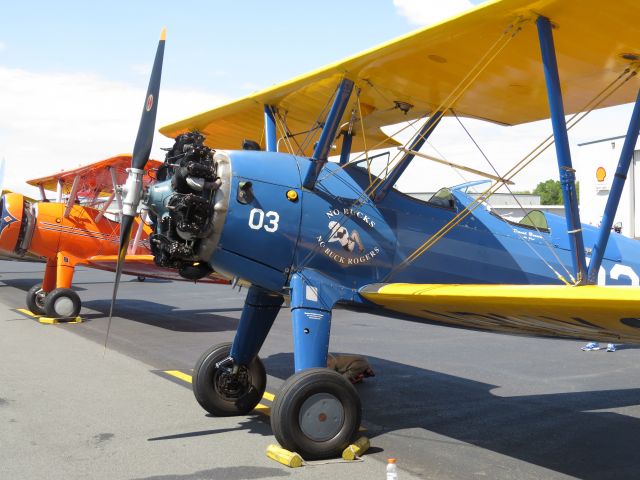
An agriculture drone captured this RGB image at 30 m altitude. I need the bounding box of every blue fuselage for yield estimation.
[148,149,640,305]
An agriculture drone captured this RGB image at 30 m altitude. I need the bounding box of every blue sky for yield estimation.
[2,2,403,91]
[0,0,484,96]
[0,0,632,197]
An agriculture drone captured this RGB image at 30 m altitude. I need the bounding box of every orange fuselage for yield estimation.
[30,202,151,260]
[0,193,151,264]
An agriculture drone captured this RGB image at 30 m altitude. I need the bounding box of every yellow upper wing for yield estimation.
[160,0,640,155]
[360,283,640,343]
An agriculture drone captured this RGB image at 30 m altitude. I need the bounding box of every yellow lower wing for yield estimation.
[359,284,640,343]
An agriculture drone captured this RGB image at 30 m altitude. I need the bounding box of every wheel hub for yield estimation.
[53,296,75,317]
[214,367,250,400]
[35,290,46,309]
[299,393,345,442]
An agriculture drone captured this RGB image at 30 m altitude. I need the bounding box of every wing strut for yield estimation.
[63,175,80,218]
[95,192,115,223]
[303,78,354,189]
[37,184,46,202]
[129,209,147,254]
[108,166,123,222]
[338,130,353,165]
[264,105,277,152]
[56,179,63,203]
[536,16,587,284]
[588,88,640,283]
[374,112,442,202]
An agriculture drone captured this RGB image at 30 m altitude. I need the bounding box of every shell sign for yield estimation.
[596,166,607,182]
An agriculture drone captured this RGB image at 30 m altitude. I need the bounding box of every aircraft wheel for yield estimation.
[271,368,361,460]
[193,342,266,416]
[44,288,81,319]
[137,276,146,282]
[26,284,47,315]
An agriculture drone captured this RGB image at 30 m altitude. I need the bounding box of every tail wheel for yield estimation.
[44,288,81,319]
[193,342,266,416]
[271,368,361,460]
[26,283,47,315]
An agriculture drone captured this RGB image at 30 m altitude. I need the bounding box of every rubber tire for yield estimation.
[193,342,266,416]
[43,288,81,319]
[137,276,146,282]
[26,283,47,315]
[271,368,361,460]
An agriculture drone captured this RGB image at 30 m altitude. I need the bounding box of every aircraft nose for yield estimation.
[0,193,25,254]
[0,195,11,251]
[146,132,231,278]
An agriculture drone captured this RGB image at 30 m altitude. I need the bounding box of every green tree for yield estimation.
[533,179,563,205]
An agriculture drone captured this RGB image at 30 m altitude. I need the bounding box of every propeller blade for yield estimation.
[109,214,135,317]
[132,27,166,171]
[105,28,166,350]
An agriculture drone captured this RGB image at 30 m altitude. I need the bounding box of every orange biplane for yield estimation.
[0,155,228,319]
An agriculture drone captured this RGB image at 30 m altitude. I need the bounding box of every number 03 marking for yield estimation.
[248,208,279,232]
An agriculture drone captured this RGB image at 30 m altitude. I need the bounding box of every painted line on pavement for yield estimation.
[163,369,273,415]
[161,369,365,430]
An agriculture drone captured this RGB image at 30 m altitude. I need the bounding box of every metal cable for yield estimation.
[387,66,639,280]
[452,109,574,284]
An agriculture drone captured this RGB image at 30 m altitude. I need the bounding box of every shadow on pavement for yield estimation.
[148,416,271,441]
[83,299,242,333]
[263,352,640,480]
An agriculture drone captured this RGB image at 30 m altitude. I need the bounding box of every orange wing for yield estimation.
[27,155,163,199]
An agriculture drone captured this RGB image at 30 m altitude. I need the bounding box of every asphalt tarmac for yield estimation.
[2,260,640,480]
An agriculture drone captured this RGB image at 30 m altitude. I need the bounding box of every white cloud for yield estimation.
[0,66,228,197]
[131,63,151,76]
[239,81,263,92]
[393,0,474,26]
[1,64,634,202]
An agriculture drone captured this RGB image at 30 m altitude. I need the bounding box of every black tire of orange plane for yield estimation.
[26,283,46,316]
[192,342,266,416]
[43,288,81,319]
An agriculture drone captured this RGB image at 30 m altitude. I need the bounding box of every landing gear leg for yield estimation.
[271,272,361,460]
[43,253,81,319]
[193,286,283,416]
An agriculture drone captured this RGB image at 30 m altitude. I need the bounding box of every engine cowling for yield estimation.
[0,193,30,256]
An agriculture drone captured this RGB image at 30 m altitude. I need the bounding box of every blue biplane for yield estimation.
[112,0,640,459]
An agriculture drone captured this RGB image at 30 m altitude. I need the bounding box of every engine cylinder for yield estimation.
[147,132,230,279]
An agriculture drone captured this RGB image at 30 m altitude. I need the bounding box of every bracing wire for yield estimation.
[451,109,574,284]
[317,18,526,194]
[298,21,525,271]
[385,65,639,281]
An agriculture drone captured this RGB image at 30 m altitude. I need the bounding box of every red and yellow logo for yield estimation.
[145,94,154,112]
[596,166,607,182]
